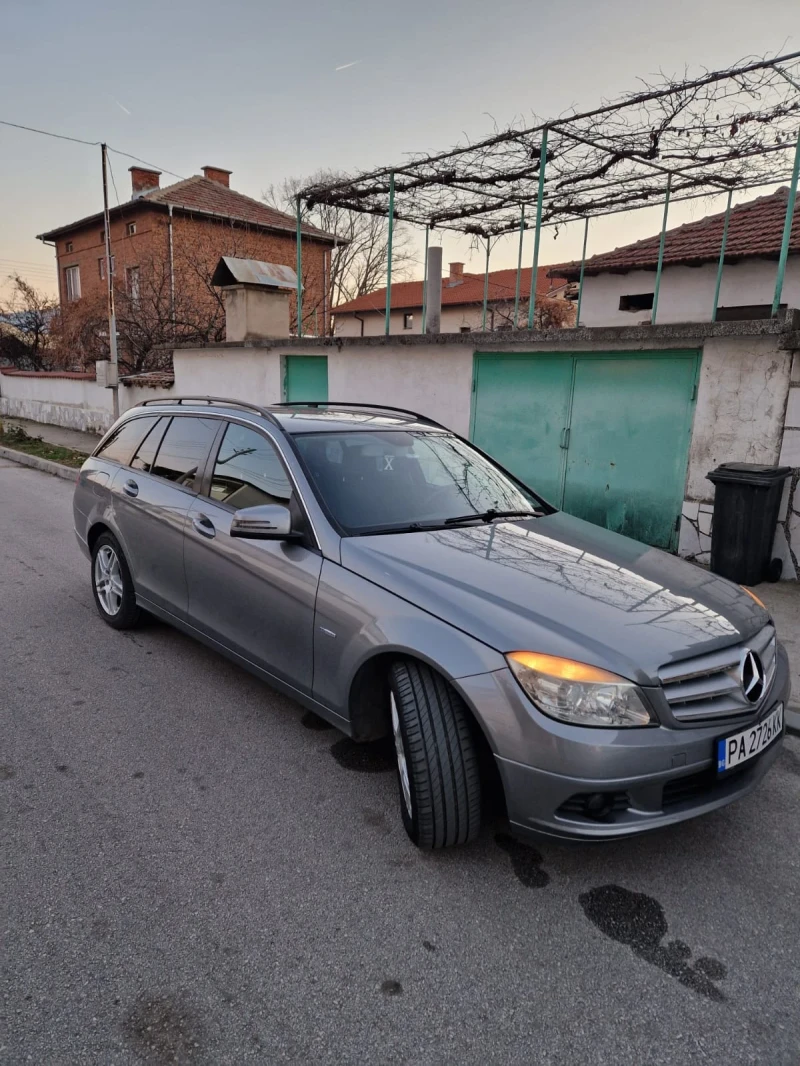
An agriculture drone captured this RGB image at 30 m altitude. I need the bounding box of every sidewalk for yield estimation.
[0,416,102,454]
[757,581,800,732]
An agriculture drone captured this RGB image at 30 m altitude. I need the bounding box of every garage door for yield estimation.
[471,350,699,550]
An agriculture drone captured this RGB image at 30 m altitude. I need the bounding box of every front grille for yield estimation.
[658,624,776,724]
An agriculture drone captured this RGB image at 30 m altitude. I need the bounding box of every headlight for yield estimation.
[506,651,655,728]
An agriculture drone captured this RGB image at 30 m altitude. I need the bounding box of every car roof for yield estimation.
[128,400,446,435]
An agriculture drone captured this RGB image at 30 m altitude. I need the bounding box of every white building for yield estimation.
[554,188,800,326]
[332,263,573,336]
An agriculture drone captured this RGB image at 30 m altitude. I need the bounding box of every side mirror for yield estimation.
[230,503,298,540]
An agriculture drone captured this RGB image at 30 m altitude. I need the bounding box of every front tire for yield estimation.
[389,660,482,849]
[91,533,142,630]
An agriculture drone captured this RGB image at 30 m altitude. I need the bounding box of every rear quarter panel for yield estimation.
[73,459,120,557]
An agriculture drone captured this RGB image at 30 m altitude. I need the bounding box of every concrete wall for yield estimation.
[579,257,800,327]
[677,335,796,575]
[0,371,172,432]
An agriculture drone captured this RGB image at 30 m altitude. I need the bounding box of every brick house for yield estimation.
[37,165,338,353]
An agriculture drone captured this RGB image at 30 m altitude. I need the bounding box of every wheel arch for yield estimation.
[347,648,498,770]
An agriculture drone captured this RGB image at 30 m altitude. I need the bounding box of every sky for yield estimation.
[0,0,797,300]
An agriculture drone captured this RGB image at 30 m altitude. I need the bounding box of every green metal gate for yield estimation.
[470,350,700,550]
[284,355,329,403]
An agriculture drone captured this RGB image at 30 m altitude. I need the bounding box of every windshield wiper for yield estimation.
[444,508,544,526]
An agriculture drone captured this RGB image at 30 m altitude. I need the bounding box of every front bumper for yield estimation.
[455,643,790,842]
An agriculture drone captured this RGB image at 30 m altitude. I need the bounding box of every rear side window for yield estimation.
[130,417,169,473]
[95,416,160,466]
[150,416,219,488]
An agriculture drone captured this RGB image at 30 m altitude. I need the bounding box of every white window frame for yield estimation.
[98,257,105,280]
[403,312,414,331]
[64,265,81,301]
[127,222,137,236]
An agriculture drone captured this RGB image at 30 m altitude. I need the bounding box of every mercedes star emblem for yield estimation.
[739,649,765,704]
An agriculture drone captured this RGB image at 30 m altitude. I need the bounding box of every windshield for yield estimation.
[293,430,543,535]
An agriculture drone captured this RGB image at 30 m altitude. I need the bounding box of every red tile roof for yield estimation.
[38,176,337,244]
[332,266,569,315]
[551,188,799,280]
[0,369,95,380]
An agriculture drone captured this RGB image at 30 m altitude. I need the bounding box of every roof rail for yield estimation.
[137,395,279,424]
[273,401,445,429]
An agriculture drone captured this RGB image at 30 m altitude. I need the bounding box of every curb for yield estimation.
[0,445,78,481]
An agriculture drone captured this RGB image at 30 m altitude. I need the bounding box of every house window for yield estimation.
[460,326,471,334]
[126,222,137,236]
[99,258,105,280]
[64,265,81,302]
[100,229,105,244]
[126,266,140,302]
[619,292,654,312]
[403,312,414,331]
[65,240,73,253]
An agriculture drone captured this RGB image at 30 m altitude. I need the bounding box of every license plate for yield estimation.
[716,704,783,773]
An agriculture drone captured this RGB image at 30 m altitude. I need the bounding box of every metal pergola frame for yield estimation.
[293,52,800,336]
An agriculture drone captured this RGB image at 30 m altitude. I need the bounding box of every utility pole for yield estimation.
[101,144,119,419]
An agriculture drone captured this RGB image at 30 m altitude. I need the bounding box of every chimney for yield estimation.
[449,262,464,284]
[129,166,161,198]
[202,165,232,187]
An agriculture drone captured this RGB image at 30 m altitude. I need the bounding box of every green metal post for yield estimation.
[575,216,589,327]
[651,173,672,326]
[421,226,429,333]
[385,171,395,336]
[772,127,800,317]
[711,190,733,322]
[526,129,549,329]
[513,204,525,329]
[295,197,303,337]
[481,237,491,331]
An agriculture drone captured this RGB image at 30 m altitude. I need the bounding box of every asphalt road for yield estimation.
[2,460,799,1066]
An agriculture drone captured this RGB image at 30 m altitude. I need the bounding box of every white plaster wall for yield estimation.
[326,343,474,435]
[685,335,792,502]
[578,257,800,327]
[172,348,283,405]
[0,373,113,433]
[119,383,175,414]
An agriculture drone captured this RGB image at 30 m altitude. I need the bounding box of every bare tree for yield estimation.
[264,171,417,321]
[491,295,576,331]
[0,275,56,370]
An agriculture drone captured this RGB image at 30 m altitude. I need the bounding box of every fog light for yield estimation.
[585,792,614,819]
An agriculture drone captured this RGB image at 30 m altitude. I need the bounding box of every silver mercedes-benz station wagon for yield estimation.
[73,398,789,848]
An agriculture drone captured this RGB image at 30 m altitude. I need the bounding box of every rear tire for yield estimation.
[389,660,482,849]
[91,533,142,630]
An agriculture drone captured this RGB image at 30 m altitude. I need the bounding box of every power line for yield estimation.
[0,118,100,146]
[106,146,184,182]
[0,117,184,183]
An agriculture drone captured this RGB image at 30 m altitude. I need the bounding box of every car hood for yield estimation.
[340,512,769,684]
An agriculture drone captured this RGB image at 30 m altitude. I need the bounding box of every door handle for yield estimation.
[192,514,216,539]
[559,427,571,450]
[123,479,139,498]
